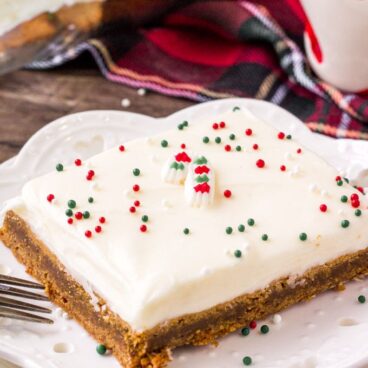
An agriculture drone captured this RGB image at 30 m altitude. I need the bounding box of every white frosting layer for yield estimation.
[6,107,368,332]
[0,0,97,37]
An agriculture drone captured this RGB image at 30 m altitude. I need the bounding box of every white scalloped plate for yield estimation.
[1,99,368,368]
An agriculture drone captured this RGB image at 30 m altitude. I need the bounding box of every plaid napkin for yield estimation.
[29,0,368,140]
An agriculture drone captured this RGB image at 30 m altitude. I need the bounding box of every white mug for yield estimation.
[301,0,368,93]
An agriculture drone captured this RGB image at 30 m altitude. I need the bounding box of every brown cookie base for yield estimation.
[2,210,368,367]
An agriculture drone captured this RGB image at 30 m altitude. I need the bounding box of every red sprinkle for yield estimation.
[181,143,186,149]
[85,230,92,238]
[357,186,365,194]
[224,190,232,198]
[280,165,286,172]
[75,212,83,220]
[219,121,226,128]
[320,204,327,212]
[351,200,360,208]
[297,148,302,154]
[47,194,55,202]
[67,218,73,225]
[278,132,285,140]
[119,145,125,152]
[256,159,265,168]
[140,224,147,233]
[129,206,136,213]
[86,169,95,181]
[225,144,232,152]
[335,176,342,182]
[99,217,106,224]
[133,184,140,192]
[212,123,219,130]
[95,225,102,233]
[134,200,140,207]
[249,320,257,329]
[252,143,259,150]
[351,193,359,201]
[75,159,82,166]
[245,128,253,136]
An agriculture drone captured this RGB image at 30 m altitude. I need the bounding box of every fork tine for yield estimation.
[0,274,44,289]
[0,285,48,301]
[0,307,53,324]
[0,296,52,314]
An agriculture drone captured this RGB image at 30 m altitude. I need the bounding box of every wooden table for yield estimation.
[0,59,194,164]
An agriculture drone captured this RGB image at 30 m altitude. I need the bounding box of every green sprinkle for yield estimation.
[243,356,252,366]
[260,324,269,334]
[83,211,90,219]
[341,219,350,228]
[229,133,236,140]
[241,327,250,336]
[182,120,189,127]
[337,180,343,186]
[183,228,190,235]
[195,175,209,183]
[233,106,240,112]
[234,249,242,258]
[170,162,179,169]
[344,177,350,183]
[68,200,76,209]
[358,295,366,304]
[299,232,307,241]
[286,134,292,140]
[215,137,221,144]
[261,234,268,241]
[355,209,362,217]
[96,344,107,355]
[65,209,73,217]
[88,197,94,203]
[133,168,140,176]
[177,124,184,130]
[226,226,233,235]
[340,195,348,203]
[238,224,245,232]
[178,163,185,170]
[194,156,208,165]
[141,215,149,223]
[247,218,255,226]
[56,163,64,172]
[236,145,242,151]
[161,140,168,148]
[203,136,210,144]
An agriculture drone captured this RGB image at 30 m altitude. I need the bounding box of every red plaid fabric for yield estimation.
[29,0,368,139]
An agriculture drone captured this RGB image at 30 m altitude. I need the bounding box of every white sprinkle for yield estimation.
[272,314,282,325]
[54,308,63,318]
[62,312,71,320]
[145,137,153,145]
[150,154,157,163]
[293,164,300,174]
[284,152,293,160]
[200,267,211,276]
[121,98,131,108]
[124,189,131,198]
[137,88,146,96]
[309,183,318,193]
[86,161,93,169]
[162,199,171,209]
[338,209,345,216]
[90,182,99,191]
[321,189,329,197]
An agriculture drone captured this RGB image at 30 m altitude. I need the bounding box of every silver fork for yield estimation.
[0,274,53,324]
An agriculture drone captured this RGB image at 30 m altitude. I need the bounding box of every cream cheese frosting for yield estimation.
[0,0,98,37]
[5,107,368,332]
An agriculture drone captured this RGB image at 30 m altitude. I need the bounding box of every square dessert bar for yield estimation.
[1,107,368,367]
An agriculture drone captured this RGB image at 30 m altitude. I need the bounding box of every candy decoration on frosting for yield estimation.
[47,194,55,202]
[56,163,64,172]
[162,151,192,185]
[185,155,215,208]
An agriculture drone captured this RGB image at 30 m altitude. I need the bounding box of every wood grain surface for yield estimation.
[0,58,194,164]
